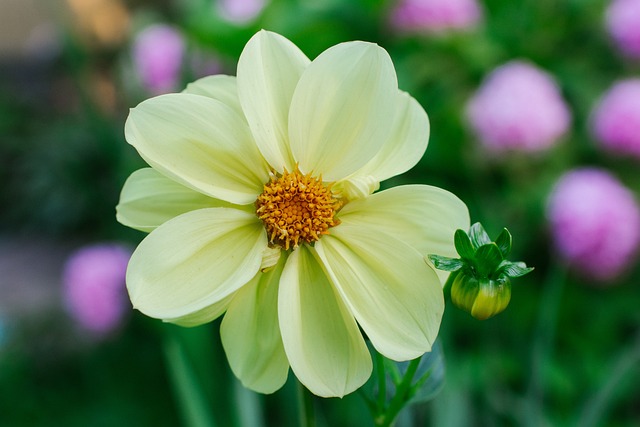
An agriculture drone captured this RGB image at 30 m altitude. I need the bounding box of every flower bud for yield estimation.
[451,274,511,320]
[429,223,532,320]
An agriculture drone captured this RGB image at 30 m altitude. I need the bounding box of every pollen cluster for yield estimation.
[256,168,341,250]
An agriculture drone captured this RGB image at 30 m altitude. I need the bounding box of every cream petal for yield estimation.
[127,208,267,320]
[237,30,310,172]
[116,168,244,232]
[125,93,270,205]
[347,91,430,185]
[183,74,243,116]
[278,245,372,398]
[289,41,398,181]
[221,256,289,394]
[315,226,444,361]
[168,292,236,327]
[336,184,470,284]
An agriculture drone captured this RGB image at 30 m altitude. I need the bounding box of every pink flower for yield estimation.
[465,61,572,153]
[547,168,640,282]
[217,0,267,24]
[63,243,132,334]
[389,0,482,33]
[606,0,640,58]
[591,79,640,160]
[132,24,185,94]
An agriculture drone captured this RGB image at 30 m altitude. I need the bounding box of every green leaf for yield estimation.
[497,261,534,278]
[454,229,475,259]
[427,255,464,272]
[407,341,445,404]
[473,243,504,277]
[469,222,492,249]
[494,228,512,258]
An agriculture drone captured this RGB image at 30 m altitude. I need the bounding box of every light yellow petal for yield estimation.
[279,245,372,397]
[315,226,444,361]
[336,184,470,284]
[183,74,243,116]
[237,30,310,172]
[346,91,430,187]
[168,292,236,327]
[289,41,398,181]
[125,93,270,205]
[127,208,267,320]
[116,168,243,232]
[221,256,289,394]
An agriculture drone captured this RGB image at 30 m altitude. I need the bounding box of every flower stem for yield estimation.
[524,261,566,427]
[374,357,422,427]
[297,381,316,427]
[576,331,640,427]
[163,332,218,427]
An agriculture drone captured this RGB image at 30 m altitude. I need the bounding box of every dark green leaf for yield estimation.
[494,228,512,258]
[454,229,475,259]
[469,222,492,249]
[428,255,464,272]
[473,243,504,277]
[497,261,534,278]
[408,341,445,404]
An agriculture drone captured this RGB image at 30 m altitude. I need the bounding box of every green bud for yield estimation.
[428,222,532,320]
[451,274,511,320]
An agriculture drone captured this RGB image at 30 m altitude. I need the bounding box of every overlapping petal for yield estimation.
[125,93,270,205]
[168,292,236,327]
[336,185,470,284]
[127,208,266,320]
[183,74,243,116]
[237,30,310,173]
[315,225,444,361]
[116,168,243,232]
[289,41,398,181]
[279,245,372,397]
[221,257,289,394]
[347,91,430,186]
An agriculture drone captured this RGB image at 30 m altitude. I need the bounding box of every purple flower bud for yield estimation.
[591,79,640,160]
[606,0,640,58]
[389,0,482,33]
[547,168,640,282]
[132,24,185,94]
[466,61,572,153]
[63,243,132,334]
[217,0,267,24]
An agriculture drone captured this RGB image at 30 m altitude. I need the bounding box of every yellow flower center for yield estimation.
[256,168,341,250]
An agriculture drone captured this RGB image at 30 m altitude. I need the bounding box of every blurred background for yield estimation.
[1,0,639,426]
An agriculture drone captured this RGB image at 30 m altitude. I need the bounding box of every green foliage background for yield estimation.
[1,0,639,425]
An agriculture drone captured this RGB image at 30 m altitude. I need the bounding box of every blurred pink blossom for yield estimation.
[547,168,640,282]
[389,0,482,33]
[606,0,640,58]
[63,243,132,334]
[217,0,267,24]
[591,79,640,160]
[466,61,572,153]
[132,24,185,94]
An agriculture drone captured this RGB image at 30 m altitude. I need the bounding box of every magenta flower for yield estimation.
[547,168,640,282]
[591,79,640,160]
[606,0,640,58]
[465,61,572,153]
[389,0,482,33]
[132,24,185,94]
[63,243,132,334]
[217,0,267,24]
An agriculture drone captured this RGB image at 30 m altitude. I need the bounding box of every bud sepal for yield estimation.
[428,223,533,320]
